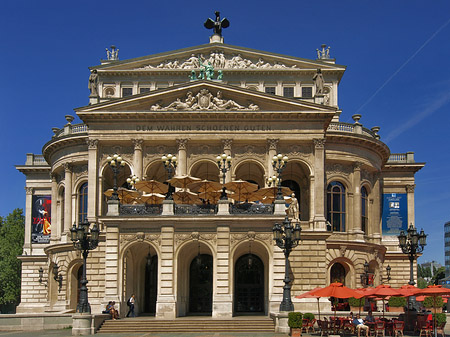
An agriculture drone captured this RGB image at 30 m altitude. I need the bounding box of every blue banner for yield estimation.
[382,193,408,235]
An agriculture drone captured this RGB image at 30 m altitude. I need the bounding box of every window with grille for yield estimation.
[361,186,368,234]
[265,87,276,95]
[78,183,88,223]
[283,87,294,97]
[122,87,133,97]
[302,87,313,98]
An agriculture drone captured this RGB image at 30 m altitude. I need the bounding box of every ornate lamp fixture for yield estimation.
[38,264,63,292]
[386,264,391,283]
[127,175,140,190]
[216,153,232,200]
[107,154,125,200]
[161,154,177,199]
[70,219,100,313]
[360,261,370,287]
[272,154,288,200]
[266,175,279,187]
[398,224,427,285]
[272,215,301,311]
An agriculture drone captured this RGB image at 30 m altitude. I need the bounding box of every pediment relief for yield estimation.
[94,43,345,73]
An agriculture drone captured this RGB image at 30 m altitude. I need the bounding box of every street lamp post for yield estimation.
[398,224,427,285]
[386,265,391,283]
[272,154,288,200]
[70,219,100,313]
[216,153,232,200]
[107,154,125,200]
[272,215,301,311]
[161,154,177,199]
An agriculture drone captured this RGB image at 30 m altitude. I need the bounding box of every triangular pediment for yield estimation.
[76,80,337,122]
[92,43,346,74]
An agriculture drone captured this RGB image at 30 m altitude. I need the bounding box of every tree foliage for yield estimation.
[0,209,24,308]
[432,267,446,285]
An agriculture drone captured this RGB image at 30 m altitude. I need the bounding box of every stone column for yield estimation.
[132,139,144,178]
[63,163,73,234]
[156,225,176,319]
[23,187,33,254]
[313,139,326,230]
[406,184,416,226]
[371,173,382,239]
[221,139,233,183]
[176,139,188,176]
[353,162,363,234]
[267,139,279,185]
[50,174,59,241]
[87,139,98,223]
[213,225,232,318]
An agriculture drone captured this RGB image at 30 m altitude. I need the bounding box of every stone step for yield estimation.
[97,318,275,333]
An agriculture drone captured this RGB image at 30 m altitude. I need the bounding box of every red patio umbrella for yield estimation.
[413,285,450,337]
[295,287,322,319]
[309,282,363,318]
[364,285,403,318]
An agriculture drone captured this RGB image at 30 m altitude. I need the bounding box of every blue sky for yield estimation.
[1,1,449,265]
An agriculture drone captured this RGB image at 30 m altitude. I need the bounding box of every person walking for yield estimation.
[126,294,136,317]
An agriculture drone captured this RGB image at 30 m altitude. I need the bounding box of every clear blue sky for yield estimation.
[1,1,449,265]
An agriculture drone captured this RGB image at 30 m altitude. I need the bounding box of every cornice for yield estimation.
[382,162,425,173]
[42,134,88,165]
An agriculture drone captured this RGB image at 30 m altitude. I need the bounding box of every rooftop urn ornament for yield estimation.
[204,11,229,43]
[316,44,331,59]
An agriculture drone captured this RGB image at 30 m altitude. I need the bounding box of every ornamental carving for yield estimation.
[73,165,88,180]
[25,187,33,195]
[339,246,347,257]
[221,139,233,151]
[230,232,272,250]
[136,52,298,70]
[267,139,279,151]
[326,163,352,177]
[120,233,161,246]
[361,169,374,185]
[100,146,134,160]
[63,162,72,172]
[175,232,217,250]
[132,139,144,151]
[288,144,312,157]
[313,138,326,149]
[176,139,189,151]
[150,89,258,111]
[406,184,416,193]
[86,139,98,149]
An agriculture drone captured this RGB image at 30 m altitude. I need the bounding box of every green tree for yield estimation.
[417,277,428,289]
[432,266,446,285]
[0,209,24,312]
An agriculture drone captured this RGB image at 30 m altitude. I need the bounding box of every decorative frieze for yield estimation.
[230,232,272,250]
[287,144,312,158]
[313,138,326,149]
[175,232,217,250]
[221,139,233,151]
[326,163,352,177]
[176,139,189,151]
[136,51,298,70]
[267,139,279,151]
[406,184,416,193]
[120,232,161,246]
[86,139,98,149]
[73,165,88,180]
[132,139,144,150]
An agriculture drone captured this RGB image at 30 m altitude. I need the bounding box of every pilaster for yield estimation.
[132,139,144,178]
[313,139,326,230]
[352,162,363,235]
[50,174,59,241]
[24,187,33,254]
[221,139,233,183]
[176,139,188,176]
[267,139,279,184]
[213,225,232,318]
[63,163,73,235]
[406,184,416,226]
[156,225,176,319]
[104,223,120,304]
[87,139,98,222]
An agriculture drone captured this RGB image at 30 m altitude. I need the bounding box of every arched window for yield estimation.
[327,181,346,232]
[361,186,368,234]
[78,183,88,223]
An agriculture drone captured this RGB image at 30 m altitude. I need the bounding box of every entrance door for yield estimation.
[234,254,264,314]
[144,255,158,314]
[189,254,213,314]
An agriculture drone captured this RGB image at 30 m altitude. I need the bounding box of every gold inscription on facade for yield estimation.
[136,125,272,132]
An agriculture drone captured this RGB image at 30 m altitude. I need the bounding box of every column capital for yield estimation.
[221,139,233,151]
[132,138,144,150]
[267,139,279,151]
[25,187,33,195]
[313,138,326,149]
[86,139,99,149]
[353,162,363,171]
[405,184,416,193]
[176,138,189,150]
[50,172,58,181]
[63,162,72,171]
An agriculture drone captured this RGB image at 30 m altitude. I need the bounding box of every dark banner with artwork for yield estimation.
[32,195,51,243]
[382,193,408,235]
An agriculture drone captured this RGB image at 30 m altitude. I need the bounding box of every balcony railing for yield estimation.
[119,204,163,215]
[25,154,48,166]
[174,204,217,215]
[229,203,274,215]
[53,123,88,138]
[387,152,415,163]
[327,122,378,139]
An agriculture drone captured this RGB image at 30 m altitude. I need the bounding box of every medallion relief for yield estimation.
[120,233,161,247]
[230,232,272,250]
[175,232,217,250]
[326,163,352,178]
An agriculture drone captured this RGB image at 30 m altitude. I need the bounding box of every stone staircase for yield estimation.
[97,317,275,334]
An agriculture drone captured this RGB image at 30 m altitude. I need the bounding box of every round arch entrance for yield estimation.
[123,242,158,316]
[234,254,264,314]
